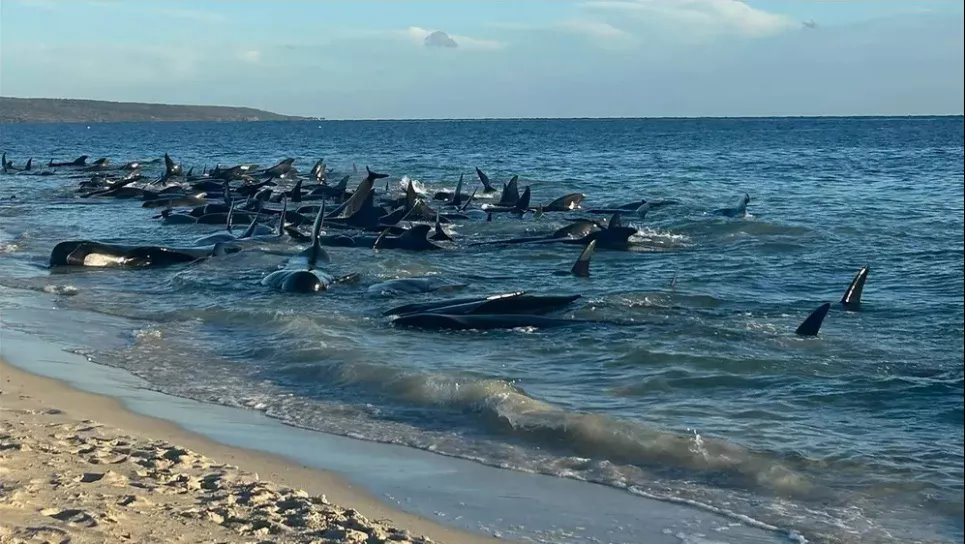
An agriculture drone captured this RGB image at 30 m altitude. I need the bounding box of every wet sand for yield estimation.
[0,356,498,544]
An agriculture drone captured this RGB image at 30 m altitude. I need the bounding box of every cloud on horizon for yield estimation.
[404,26,505,51]
[494,19,635,49]
[424,30,458,48]
[582,0,795,41]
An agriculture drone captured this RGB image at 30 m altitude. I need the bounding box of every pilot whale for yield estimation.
[260,203,353,293]
[712,193,751,218]
[49,241,238,268]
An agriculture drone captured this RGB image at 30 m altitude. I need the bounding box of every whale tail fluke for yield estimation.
[365,166,389,181]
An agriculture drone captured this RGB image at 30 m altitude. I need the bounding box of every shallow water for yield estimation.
[1,117,963,544]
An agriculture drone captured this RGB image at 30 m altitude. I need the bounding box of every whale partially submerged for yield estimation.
[260,202,358,293]
[49,241,238,268]
[386,291,586,330]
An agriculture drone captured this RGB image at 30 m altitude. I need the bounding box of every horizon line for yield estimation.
[1,114,962,125]
[294,113,965,121]
[2,96,961,122]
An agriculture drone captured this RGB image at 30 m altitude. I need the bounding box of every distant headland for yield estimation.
[0,97,311,123]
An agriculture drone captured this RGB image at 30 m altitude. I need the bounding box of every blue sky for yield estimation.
[1,0,962,118]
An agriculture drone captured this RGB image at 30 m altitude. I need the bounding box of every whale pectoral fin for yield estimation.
[240,212,260,239]
[334,273,361,285]
[226,205,234,233]
[373,228,390,250]
[571,240,597,277]
[635,202,651,220]
[795,303,831,336]
[277,196,288,237]
[461,188,477,212]
[210,242,229,257]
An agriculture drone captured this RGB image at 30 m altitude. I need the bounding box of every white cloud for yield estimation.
[154,7,226,24]
[82,1,226,24]
[16,0,58,10]
[583,0,794,39]
[239,50,262,63]
[492,19,634,49]
[556,19,633,41]
[450,34,506,51]
[405,26,432,44]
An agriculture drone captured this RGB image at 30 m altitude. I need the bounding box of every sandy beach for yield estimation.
[0,356,497,544]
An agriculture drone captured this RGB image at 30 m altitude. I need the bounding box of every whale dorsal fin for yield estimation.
[291,178,303,203]
[736,193,750,214]
[475,167,493,192]
[795,303,831,336]
[307,200,329,270]
[499,175,519,206]
[405,180,417,210]
[451,174,464,205]
[515,186,531,212]
[460,188,476,212]
[840,266,869,310]
[434,212,453,241]
[571,240,596,277]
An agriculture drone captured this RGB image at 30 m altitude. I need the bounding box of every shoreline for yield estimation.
[0,290,789,544]
[0,354,497,544]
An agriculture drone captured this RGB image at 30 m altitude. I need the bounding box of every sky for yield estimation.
[0,0,962,119]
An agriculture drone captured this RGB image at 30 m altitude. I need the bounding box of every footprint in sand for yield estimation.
[41,507,98,527]
[76,472,105,483]
[11,525,71,544]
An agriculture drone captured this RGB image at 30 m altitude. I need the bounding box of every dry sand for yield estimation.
[0,357,499,544]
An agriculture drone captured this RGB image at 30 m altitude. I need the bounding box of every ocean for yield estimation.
[1,117,962,543]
